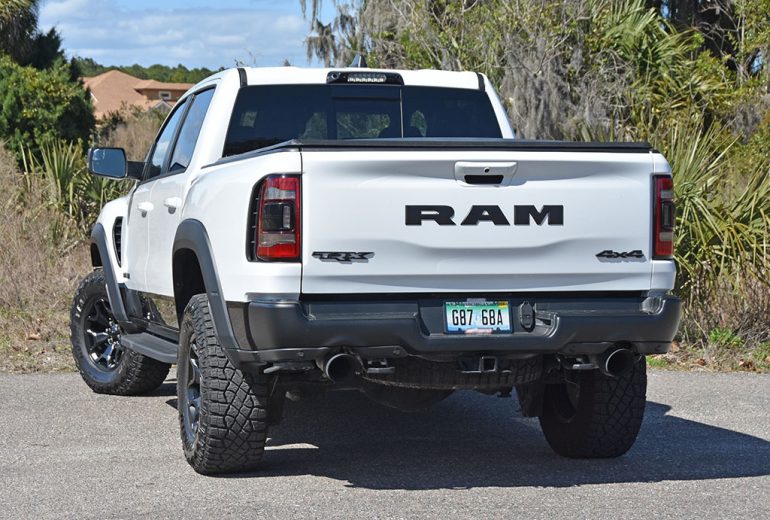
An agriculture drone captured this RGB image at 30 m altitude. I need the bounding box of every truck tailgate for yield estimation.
[300,147,656,294]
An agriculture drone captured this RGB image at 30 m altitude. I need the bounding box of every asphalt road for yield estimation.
[1,370,768,519]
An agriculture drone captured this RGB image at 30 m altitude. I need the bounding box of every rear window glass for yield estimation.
[223,84,502,157]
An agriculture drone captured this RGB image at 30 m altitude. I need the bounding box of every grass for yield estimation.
[649,339,770,373]
[0,142,84,373]
[0,240,84,374]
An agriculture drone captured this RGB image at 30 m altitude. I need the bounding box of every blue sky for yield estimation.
[39,0,336,69]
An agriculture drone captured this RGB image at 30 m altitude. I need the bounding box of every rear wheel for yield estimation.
[177,294,271,475]
[539,356,647,458]
[70,270,170,395]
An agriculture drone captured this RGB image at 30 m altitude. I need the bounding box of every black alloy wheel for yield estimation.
[81,297,124,371]
[70,269,170,395]
[181,336,202,445]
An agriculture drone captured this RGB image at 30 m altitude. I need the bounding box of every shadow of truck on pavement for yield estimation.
[165,385,770,488]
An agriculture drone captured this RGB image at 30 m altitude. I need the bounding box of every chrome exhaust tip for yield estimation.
[590,347,636,378]
[319,353,360,383]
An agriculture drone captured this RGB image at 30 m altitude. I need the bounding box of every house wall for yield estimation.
[136,88,187,102]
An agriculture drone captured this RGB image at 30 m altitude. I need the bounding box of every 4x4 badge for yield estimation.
[596,249,644,259]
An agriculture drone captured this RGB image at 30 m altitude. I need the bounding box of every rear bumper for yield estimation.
[225,294,681,368]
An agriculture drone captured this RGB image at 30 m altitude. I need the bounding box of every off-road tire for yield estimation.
[177,294,271,475]
[539,356,647,458]
[364,356,542,389]
[70,270,170,395]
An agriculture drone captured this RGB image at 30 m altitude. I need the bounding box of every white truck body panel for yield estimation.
[177,151,304,302]
[95,196,129,285]
[300,149,663,294]
[123,183,152,291]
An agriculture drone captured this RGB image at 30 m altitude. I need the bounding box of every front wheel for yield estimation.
[177,294,272,475]
[539,356,647,458]
[70,270,170,395]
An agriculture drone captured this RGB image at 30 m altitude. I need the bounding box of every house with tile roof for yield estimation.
[83,70,194,119]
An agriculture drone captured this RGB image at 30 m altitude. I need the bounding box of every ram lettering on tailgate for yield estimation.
[405,205,564,226]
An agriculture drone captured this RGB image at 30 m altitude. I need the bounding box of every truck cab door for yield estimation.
[123,182,152,291]
[146,88,216,296]
[123,98,189,293]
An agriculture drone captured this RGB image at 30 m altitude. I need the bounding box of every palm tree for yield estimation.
[0,0,40,63]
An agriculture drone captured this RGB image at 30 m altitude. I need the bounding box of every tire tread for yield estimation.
[179,294,269,475]
[539,357,647,458]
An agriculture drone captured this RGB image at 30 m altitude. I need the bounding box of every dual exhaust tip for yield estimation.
[317,353,361,383]
[319,347,636,382]
[590,347,637,378]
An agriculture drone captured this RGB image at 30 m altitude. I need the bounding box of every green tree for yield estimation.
[0,0,38,63]
[0,0,78,79]
[26,27,68,71]
[71,58,220,83]
[0,55,95,159]
[645,0,769,84]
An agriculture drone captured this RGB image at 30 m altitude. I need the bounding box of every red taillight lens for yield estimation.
[653,175,675,259]
[256,175,300,261]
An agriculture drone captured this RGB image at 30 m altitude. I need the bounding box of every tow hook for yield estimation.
[459,355,498,374]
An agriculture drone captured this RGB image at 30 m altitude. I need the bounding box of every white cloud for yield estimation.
[39,0,313,69]
[41,0,92,18]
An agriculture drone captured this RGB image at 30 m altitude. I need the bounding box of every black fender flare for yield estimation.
[90,223,139,332]
[173,219,240,350]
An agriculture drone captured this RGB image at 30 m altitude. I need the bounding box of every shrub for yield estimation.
[649,118,770,298]
[0,55,94,160]
[21,139,126,245]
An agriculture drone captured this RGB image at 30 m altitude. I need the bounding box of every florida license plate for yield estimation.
[444,300,511,335]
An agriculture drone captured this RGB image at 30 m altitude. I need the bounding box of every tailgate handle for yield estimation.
[454,161,517,187]
[464,174,504,185]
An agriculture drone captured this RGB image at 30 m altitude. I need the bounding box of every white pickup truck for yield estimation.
[72,64,680,474]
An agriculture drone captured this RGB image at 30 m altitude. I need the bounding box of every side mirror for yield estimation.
[87,148,144,180]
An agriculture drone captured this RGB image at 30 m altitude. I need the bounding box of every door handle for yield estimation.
[163,197,181,213]
[137,201,153,216]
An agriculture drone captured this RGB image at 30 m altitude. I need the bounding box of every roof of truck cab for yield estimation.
[190,66,484,92]
[249,67,481,89]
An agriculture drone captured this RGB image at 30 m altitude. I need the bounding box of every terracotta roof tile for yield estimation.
[83,70,192,119]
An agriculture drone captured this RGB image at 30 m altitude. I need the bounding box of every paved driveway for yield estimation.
[0,370,768,519]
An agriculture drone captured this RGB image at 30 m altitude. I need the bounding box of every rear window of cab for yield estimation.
[223,84,502,157]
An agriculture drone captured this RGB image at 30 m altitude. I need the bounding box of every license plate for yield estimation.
[444,300,511,335]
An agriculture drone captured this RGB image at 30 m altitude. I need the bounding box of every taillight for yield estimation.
[653,175,675,259]
[256,175,301,261]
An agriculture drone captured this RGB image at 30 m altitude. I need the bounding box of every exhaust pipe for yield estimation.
[318,353,360,383]
[590,347,636,378]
